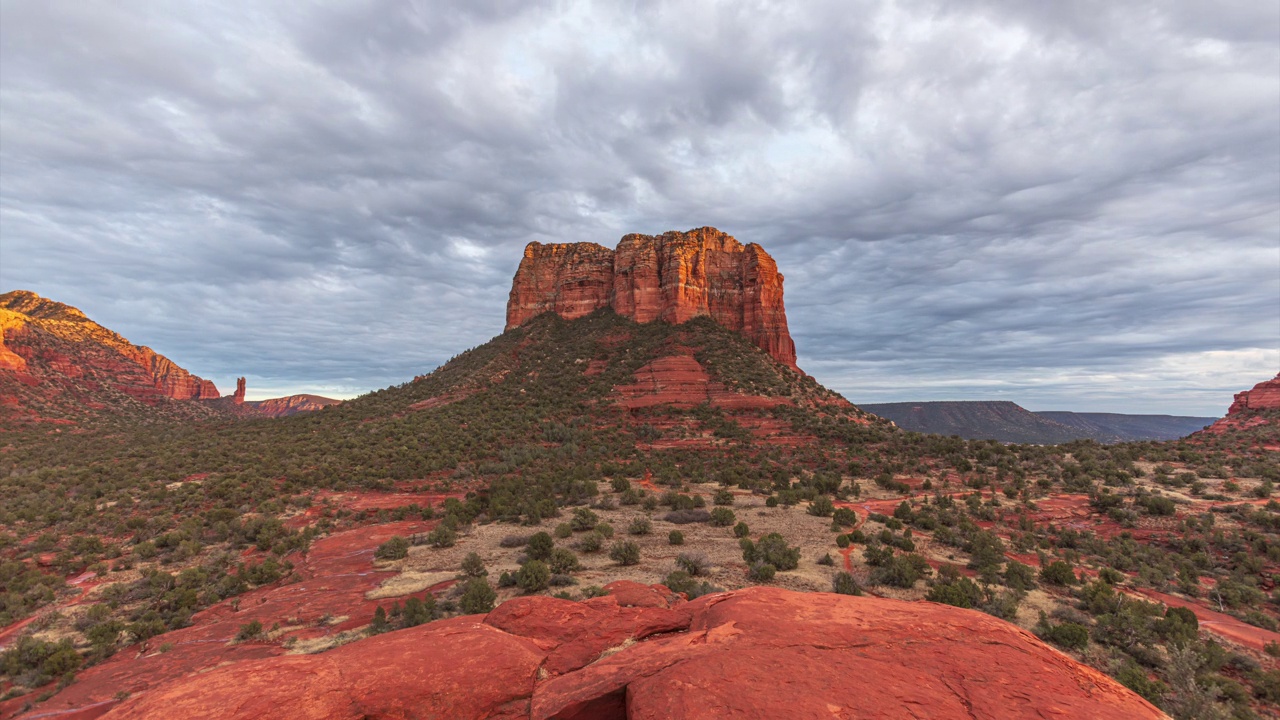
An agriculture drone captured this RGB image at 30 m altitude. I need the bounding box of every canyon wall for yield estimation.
[505,228,798,369]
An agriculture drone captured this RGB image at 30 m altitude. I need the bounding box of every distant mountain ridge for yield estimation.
[0,290,338,425]
[860,401,1214,444]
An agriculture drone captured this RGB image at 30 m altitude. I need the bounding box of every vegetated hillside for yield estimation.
[862,401,1213,443]
[861,401,1083,444]
[3,313,1280,719]
[1037,411,1215,442]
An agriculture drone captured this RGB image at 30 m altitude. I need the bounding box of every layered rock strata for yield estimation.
[1227,373,1280,414]
[506,228,798,369]
[0,290,220,401]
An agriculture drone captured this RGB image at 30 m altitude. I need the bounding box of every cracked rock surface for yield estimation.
[103,582,1165,719]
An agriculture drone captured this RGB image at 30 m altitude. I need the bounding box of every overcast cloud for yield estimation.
[1,0,1276,414]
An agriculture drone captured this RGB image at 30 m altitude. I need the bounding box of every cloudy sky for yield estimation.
[1,0,1277,415]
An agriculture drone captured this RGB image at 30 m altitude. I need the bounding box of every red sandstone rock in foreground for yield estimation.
[104,584,1163,720]
[505,228,798,369]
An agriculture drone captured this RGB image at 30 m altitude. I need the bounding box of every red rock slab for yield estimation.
[95,585,1163,720]
[1134,588,1280,653]
[103,620,545,720]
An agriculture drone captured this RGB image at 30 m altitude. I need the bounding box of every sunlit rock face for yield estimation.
[506,227,798,369]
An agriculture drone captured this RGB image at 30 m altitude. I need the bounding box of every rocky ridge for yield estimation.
[0,290,220,401]
[506,228,798,369]
[100,583,1162,720]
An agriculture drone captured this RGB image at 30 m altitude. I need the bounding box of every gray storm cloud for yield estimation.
[1,0,1276,414]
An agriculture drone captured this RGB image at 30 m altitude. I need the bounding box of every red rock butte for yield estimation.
[100,584,1163,720]
[505,228,798,369]
[1227,373,1280,414]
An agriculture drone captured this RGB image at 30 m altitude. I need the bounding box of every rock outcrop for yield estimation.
[0,291,222,423]
[1199,373,1280,436]
[506,228,798,369]
[102,584,1163,720]
[0,290,220,400]
[216,376,340,418]
[1227,373,1280,414]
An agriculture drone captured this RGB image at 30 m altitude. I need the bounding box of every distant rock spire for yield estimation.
[233,377,246,404]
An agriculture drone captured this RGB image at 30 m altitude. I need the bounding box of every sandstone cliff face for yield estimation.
[0,290,221,422]
[1198,373,1280,436]
[505,228,798,369]
[1227,373,1280,414]
[506,242,616,327]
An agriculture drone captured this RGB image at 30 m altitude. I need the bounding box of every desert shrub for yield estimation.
[1002,561,1037,591]
[369,606,391,634]
[548,548,581,574]
[663,571,722,599]
[1115,662,1167,706]
[745,533,800,571]
[628,518,652,536]
[676,553,710,577]
[527,532,554,561]
[577,532,603,553]
[1155,606,1200,644]
[375,536,410,560]
[516,560,550,593]
[836,534,850,549]
[610,540,640,566]
[460,552,487,578]
[733,521,750,538]
[427,524,456,548]
[1040,560,1077,586]
[1036,618,1089,651]
[870,554,931,589]
[713,489,734,506]
[927,566,983,609]
[554,523,573,539]
[235,620,263,642]
[611,478,630,493]
[499,534,531,548]
[668,530,684,545]
[832,571,862,596]
[709,507,736,527]
[458,578,496,614]
[808,496,834,517]
[748,562,776,582]
[662,509,710,524]
[595,522,615,538]
[832,508,858,527]
[817,553,835,566]
[400,596,436,627]
[571,507,599,531]
[0,636,80,686]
